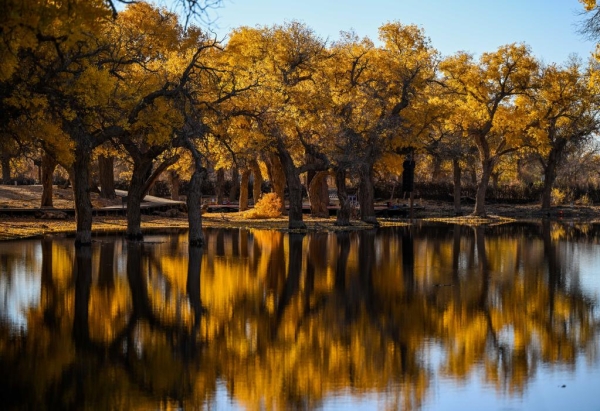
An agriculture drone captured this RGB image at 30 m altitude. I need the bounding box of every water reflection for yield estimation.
[0,222,599,410]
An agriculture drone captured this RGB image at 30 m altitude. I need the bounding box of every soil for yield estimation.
[1,185,600,241]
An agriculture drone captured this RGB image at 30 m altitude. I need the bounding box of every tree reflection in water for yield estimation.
[0,223,599,410]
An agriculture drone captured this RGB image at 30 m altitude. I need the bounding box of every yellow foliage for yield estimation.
[580,0,597,11]
[244,192,283,219]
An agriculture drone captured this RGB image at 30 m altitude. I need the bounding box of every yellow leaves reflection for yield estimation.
[3,223,599,410]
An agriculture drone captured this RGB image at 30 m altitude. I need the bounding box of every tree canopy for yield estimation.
[2,0,600,238]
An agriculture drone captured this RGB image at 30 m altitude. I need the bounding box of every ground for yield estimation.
[1,185,600,241]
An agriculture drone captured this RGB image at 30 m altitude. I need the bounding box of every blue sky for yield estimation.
[201,0,596,64]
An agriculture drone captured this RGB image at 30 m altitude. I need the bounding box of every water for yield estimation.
[0,222,599,410]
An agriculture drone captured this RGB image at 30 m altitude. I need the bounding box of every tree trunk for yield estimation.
[267,153,287,215]
[472,158,494,217]
[71,140,94,246]
[469,164,478,185]
[141,156,179,197]
[239,169,251,211]
[98,155,116,199]
[216,168,225,205]
[308,170,329,218]
[41,152,57,208]
[1,153,11,184]
[187,161,207,246]
[249,160,263,205]
[335,168,351,226]
[169,169,180,200]
[357,162,378,225]
[276,147,305,229]
[452,158,462,216]
[229,166,239,203]
[540,141,566,211]
[126,159,153,240]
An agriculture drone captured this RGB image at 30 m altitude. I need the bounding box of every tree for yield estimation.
[520,60,600,210]
[100,2,225,239]
[326,24,438,224]
[2,0,117,244]
[440,44,538,217]
[225,23,331,229]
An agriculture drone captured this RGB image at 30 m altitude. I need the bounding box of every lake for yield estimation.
[1,221,599,410]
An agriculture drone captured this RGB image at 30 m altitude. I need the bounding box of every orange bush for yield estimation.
[245,192,282,219]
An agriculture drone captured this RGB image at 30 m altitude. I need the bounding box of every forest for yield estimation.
[3,0,600,244]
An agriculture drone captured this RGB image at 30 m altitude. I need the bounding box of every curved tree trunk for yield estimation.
[452,158,462,216]
[41,152,57,208]
[335,168,351,226]
[249,160,263,205]
[357,162,378,225]
[308,170,329,218]
[98,155,116,200]
[239,169,251,211]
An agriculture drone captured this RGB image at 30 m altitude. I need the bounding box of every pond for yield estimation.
[1,222,599,411]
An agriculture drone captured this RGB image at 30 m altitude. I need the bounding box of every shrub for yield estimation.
[578,193,593,206]
[551,188,566,205]
[244,192,282,219]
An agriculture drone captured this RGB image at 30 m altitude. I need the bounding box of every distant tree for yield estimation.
[519,60,600,210]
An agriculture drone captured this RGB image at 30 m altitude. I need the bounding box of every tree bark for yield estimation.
[308,170,329,218]
[98,155,116,199]
[71,139,94,246]
[141,156,179,197]
[276,147,305,229]
[239,169,251,211]
[249,160,263,205]
[1,153,11,184]
[229,166,239,203]
[540,139,567,211]
[452,158,462,216]
[472,157,494,217]
[335,168,351,226]
[187,161,207,246]
[267,153,287,215]
[357,161,378,225]
[126,158,153,240]
[169,169,180,200]
[41,152,57,208]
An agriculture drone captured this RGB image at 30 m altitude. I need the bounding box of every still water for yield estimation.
[1,222,599,411]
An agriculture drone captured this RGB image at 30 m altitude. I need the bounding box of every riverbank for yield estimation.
[3,185,600,240]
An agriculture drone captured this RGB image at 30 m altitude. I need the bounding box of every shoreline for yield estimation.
[2,204,600,241]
